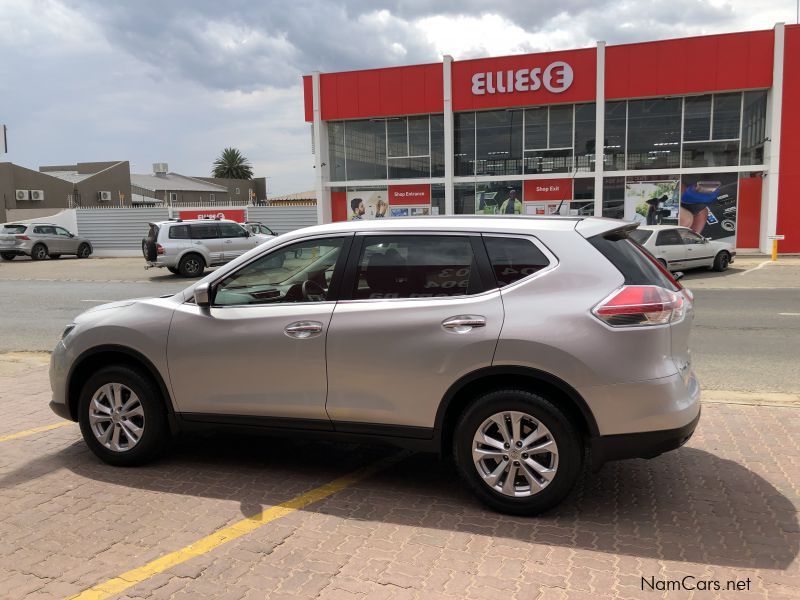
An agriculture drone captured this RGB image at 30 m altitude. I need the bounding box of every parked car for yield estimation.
[0,223,93,261]
[142,219,271,277]
[52,216,699,514]
[244,221,277,237]
[629,225,735,272]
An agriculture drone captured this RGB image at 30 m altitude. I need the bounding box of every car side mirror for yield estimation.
[194,282,212,307]
[69,233,75,238]
[702,237,709,244]
[674,271,685,281]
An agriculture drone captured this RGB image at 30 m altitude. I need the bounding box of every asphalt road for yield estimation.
[0,257,798,393]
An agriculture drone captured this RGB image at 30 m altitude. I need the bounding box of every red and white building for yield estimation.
[304,24,800,253]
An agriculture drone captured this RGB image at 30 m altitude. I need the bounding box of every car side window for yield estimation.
[656,230,682,246]
[168,225,190,239]
[34,226,55,235]
[190,224,219,239]
[55,227,71,237]
[213,237,346,306]
[483,236,550,287]
[678,229,703,244]
[353,235,481,299]
[219,223,247,238]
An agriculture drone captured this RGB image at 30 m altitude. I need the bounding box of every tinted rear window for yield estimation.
[484,236,550,287]
[191,224,219,239]
[2,225,27,234]
[628,229,652,245]
[168,225,190,239]
[589,230,679,290]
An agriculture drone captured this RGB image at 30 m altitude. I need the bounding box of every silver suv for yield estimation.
[1,223,93,261]
[51,216,700,514]
[142,219,270,277]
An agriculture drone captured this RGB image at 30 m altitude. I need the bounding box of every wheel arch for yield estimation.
[66,345,176,427]
[435,366,599,455]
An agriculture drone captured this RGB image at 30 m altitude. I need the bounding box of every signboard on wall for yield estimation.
[179,209,246,222]
[523,178,573,201]
[346,188,388,220]
[388,184,430,205]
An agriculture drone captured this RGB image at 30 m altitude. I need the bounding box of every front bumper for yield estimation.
[49,340,73,421]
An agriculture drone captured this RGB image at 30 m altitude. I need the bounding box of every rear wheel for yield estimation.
[712,251,730,272]
[78,365,169,466]
[31,244,47,261]
[658,258,668,270]
[453,389,582,515]
[77,243,92,259]
[0,252,15,261]
[178,253,205,277]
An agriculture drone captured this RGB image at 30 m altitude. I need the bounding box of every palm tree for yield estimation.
[212,147,254,180]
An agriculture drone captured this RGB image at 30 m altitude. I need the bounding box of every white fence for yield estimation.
[72,205,319,256]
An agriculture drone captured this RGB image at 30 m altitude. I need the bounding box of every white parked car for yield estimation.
[629,225,735,272]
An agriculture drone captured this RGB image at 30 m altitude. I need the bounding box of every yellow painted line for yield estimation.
[0,421,71,442]
[68,453,403,600]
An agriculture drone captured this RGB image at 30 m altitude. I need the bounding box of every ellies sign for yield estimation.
[179,209,246,222]
[472,62,573,95]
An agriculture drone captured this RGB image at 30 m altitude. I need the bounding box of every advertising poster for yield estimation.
[475,181,523,215]
[390,208,409,217]
[624,177,680,225]
[680,173,738,243]
[347,188,388,220]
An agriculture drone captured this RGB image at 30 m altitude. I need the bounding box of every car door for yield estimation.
[653,229,686,269]
[677,228,714,268]
[33,225,61,253]
[189,223,224,264]
[218,222,252,260]
[325,232,504,431]
[54,226,79,253]
[167,234,352,421]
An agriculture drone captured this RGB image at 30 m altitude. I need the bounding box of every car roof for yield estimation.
[5,222,58,227]
[153,219,242,226]
[636,225,688,231]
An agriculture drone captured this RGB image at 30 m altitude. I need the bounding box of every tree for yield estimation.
[212,147,254,180]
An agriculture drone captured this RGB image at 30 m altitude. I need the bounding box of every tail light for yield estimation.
[593,285,685,327]
[15,235,30,240]
[156,243,165,255]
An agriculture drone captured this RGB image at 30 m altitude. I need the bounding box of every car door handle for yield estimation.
[224,239,233,244]
[442,315,486,334]
[284,321,324,339]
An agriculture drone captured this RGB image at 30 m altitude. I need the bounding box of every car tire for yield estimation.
[178,253,205,277]
[658,258,669,270]
[77,243,92,259]
[0,252,15,261]
[453,389,582,515]
[167,266,180,275]
[78,365,169,467]
[712,251,730,272]
[31,243,48,261]
[49,254,61,259]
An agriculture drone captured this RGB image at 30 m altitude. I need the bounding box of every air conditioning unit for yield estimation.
[30,190,45,202]
[153,163,168,175]
[97,191,112,202]
[15,189,29,201]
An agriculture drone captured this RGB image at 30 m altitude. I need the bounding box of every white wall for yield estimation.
[4,208,78,232]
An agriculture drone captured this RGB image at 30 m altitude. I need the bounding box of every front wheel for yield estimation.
[0,252,15,261]
[78,366,169,466]
[77,243,92,259]
[453,389,582,515]
[712,251,730,272]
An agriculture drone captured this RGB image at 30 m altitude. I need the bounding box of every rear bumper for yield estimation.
[590,409,700,468]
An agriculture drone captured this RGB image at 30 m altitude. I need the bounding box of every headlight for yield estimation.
[61,324,76,340]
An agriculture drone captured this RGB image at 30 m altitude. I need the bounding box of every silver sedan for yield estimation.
[0,222,93,260]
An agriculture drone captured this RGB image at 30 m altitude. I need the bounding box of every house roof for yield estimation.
[131,172,228,193]
[42,170,94,183]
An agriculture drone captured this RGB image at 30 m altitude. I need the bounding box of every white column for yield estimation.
[594,42,606,217]
[312,71,332,224]
[443,55,455,215]
[760,23,785,253]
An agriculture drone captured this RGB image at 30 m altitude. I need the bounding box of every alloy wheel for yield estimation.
[88,383,145,452]
[472,410,559,497]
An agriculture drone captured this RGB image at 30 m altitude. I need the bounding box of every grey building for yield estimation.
[0,162,74,223]
[41,161,132,208]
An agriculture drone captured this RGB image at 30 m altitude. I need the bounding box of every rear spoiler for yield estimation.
[575,218,639,239]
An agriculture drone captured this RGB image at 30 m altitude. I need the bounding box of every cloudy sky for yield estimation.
[1,0,797,195]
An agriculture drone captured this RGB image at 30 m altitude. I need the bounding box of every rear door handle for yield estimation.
[224,239,233,244]
[284,321,324,339]
[442,315,486,334]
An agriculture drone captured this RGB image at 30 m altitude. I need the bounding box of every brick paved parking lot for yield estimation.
[0,353,798,599]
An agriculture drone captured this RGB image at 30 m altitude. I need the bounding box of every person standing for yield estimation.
[500,188,523,215]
